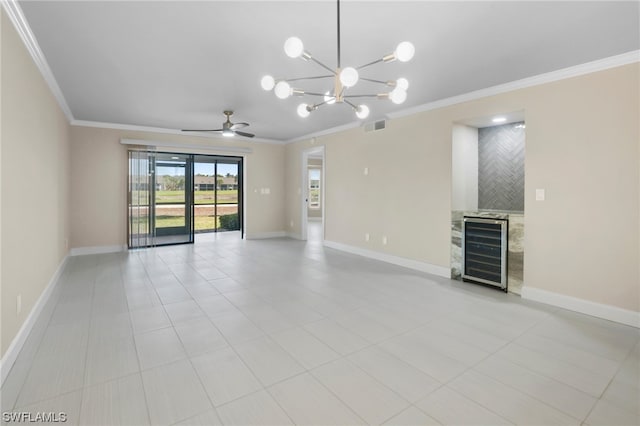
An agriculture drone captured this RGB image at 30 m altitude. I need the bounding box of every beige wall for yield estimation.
[70,127,286,248]
[285,64,640,313]
[1,10,71,357]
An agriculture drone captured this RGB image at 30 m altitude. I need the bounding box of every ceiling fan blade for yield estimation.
[230,122,249,130]
[234,130,255,138]
[181,129,223,132]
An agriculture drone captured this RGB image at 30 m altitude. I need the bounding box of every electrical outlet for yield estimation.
[365,233,370,242]
[290,220,294,228]
[382,236,388,245]
[17,294,22,315]
[364,167,369,176]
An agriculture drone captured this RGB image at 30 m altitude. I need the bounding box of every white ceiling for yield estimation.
[17,1,640,142]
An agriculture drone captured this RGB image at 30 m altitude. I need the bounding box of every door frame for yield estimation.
[191,154,244,237]
[301,146,325,241]
[153,154,194,241]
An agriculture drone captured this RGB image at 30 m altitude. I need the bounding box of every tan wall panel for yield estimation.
[1,11,71,357]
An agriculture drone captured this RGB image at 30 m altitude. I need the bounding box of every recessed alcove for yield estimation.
[451,112,525,294]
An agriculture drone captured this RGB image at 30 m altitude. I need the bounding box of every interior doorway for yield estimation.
[301,146,325,242]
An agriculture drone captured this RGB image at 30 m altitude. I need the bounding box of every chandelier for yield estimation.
[260,0,415,120]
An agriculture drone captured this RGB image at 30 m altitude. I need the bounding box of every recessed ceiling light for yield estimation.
[171,156,179,160]
[492,116,507,123]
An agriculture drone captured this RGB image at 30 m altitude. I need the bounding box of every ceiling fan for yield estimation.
[182,110,255,138]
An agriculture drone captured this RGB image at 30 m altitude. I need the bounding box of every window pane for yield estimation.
[308,168,321,209]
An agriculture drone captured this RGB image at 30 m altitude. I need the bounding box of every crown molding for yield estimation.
[286,50,640,144]
[285,121,363,144]
[386,50,640,120]
[72,120,285,145]
[1,0,74,121]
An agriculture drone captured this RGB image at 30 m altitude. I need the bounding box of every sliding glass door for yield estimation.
[128,151,242,248]
[154,153,194,245]
[193,155,242,234]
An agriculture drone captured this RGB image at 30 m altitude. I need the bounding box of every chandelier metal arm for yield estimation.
[337,0,341,68]
[359,77,391,85]
[343,94,381,98]
[309,56,337,74]
[286,75,334,82]
[356,58,383,70]
[343,99,359,109]
[312,99,332,109]
[356,52,396,70]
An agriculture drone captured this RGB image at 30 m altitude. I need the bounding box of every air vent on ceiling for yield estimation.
[364,120,386,132]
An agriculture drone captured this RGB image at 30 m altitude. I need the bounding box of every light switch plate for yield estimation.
[536,188,545,201]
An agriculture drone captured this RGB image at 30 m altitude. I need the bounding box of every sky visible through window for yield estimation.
[194,163,237,176]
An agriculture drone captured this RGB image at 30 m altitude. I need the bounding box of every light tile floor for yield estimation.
[2,230,639,425]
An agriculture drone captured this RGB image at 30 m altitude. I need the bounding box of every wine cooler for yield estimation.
[462,217,508,291]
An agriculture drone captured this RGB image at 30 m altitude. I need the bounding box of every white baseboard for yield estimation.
[1,255,69,385]
[245,231,287,240]
[307,217,322,222]
[324,240,450,278]
[70,245,126,256]
[286,232,303,240]
[521,286,640,328]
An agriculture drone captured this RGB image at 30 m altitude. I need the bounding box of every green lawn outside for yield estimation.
[156,215,217,230]
[132,190,238,205]
[131,214,238,231]
[156,190,237,205]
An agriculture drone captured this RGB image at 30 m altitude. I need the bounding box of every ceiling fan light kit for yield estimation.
[261,0,415,120]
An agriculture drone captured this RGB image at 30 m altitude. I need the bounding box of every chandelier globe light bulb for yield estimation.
[284,37,305,58]
[394,41,415,62]
[396,77,409,90]
[339,67,359,88]
[274,81,292,99]
[390,87,407,104]
[261,75,275,91]
[355,104,370,119]
[297,103,311,118]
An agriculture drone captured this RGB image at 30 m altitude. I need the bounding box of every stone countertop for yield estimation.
[458,210,524,220]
